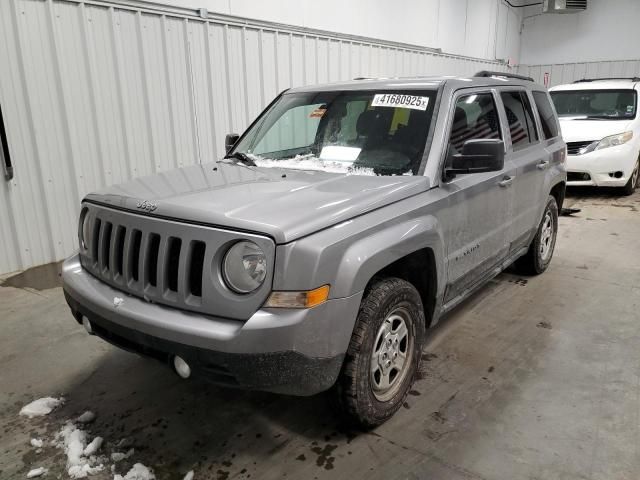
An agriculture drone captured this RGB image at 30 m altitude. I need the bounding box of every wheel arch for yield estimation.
[368,248,439,329]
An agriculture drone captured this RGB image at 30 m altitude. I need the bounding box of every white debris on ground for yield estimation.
[55,422,105,478]
[83,436,103,456]
[30,438,44,448]
[111,449,135,463]
[21,398,160,480]
[113,297,124,308]
[26,467,48,478]
[19,397,64,418]
[183,470,194,480]
[113,463,156,480]
[76,411,96,424]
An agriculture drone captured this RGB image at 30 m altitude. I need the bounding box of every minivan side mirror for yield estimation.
[445,139,504,179]
[225,133,240,153]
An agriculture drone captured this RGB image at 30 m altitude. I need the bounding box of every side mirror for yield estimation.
[445,139,504,179]
[225,133,240,153]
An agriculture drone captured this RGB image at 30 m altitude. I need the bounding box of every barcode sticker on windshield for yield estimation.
[371,94,429,111]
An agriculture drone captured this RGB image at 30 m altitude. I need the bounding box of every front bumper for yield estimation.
[62,254,362,395]
[566,143,638,187]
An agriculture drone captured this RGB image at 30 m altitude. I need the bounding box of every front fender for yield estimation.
[272,192,447,301]
[331,216,444,298]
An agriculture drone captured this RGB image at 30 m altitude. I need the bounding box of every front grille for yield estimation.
[89,219,205,301]
[78,203,274,319]
[566,140,595,155]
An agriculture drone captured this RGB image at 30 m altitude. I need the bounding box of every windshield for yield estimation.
[231,90,437,176]
[550,89,637,120]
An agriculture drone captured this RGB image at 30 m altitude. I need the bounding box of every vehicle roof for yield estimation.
[286,75,547,93]
[550,79,640,91]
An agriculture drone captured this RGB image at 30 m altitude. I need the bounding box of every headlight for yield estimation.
[222,241,267,293]
[79,207,90,250]
[595,131,633,150]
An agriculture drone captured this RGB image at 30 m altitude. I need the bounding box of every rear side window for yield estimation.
[533,91,559,139]
[500,91,539,150]
[449,93,501,154]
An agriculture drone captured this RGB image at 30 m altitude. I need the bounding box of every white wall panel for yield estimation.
[166,0,523,62]
[520,0,640,66]
[0,0,510,275]
[518,60,640,88]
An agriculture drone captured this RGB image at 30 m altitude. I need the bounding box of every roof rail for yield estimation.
[574,77,640,83]
[474,70,535,82]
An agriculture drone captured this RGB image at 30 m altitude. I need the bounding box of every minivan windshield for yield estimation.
[550,89,637,120]
[230,90,437,176]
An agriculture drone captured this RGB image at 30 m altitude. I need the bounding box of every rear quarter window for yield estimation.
[533,91,560,139]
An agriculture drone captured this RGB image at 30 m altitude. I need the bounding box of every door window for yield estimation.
[500,91,539,150]
[532,91,559,139]
[449,93,501,154]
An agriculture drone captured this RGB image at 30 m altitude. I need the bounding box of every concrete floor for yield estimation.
[1,188,639,480]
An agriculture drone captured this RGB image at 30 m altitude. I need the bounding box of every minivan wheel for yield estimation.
[515,195,559,275]
[333,277,425,428]
[622,159,639,196]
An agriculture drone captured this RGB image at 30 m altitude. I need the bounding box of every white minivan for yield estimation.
[550,78,640,195]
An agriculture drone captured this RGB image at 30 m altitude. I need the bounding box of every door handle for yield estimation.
[498,176,514,188]
[537,160,550,170]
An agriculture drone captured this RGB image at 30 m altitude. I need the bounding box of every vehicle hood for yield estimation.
[84,162,431,243]
[558,118,634,142]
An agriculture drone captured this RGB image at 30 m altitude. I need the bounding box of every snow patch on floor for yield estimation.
[19,397,64,418]
[113,463,156,480]
[76,411,96,424]
[26,467,48,478]
[55,422,105,478]
[30,438,44,448]
[83,436,103,456]
[111,449,135,463]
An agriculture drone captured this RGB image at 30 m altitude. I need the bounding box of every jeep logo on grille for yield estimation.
[136,200,158,212]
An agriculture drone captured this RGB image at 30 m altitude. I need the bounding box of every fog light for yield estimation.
[173,356,191,379]
[82,316,94,335]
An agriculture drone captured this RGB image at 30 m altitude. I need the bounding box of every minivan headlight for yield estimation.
[596,131,633,151]
[222,241,267,293]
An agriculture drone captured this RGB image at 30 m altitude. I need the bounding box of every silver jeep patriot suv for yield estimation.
[63,71,566,426]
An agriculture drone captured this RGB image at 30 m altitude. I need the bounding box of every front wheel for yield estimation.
[515,195,559,275]
[332,277,425,428]
[622,159,639,196]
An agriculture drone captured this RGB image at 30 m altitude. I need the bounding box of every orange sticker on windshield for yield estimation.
[309,108,326,118]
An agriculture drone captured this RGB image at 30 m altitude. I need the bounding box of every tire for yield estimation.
[332,277,425,428]
[621,159,639,196]
[515,195,559,276]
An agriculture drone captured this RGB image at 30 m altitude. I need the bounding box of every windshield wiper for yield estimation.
[223,151,256,166]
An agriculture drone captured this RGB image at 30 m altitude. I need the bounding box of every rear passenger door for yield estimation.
[499,89,547,253]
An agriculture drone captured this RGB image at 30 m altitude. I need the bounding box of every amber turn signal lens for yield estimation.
[264,285,330,308]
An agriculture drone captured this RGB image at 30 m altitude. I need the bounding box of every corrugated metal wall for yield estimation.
[0,0,510,275]
[519,60,640,87]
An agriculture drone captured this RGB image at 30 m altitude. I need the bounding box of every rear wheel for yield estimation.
[622,158,639,196]
[515,195,558,275]
[333,277,425,428]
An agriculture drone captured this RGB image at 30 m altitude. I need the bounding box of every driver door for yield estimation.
[440,90,516,305]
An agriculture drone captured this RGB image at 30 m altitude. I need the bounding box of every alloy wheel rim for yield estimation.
[370,307,413,402]
[539,211,555,262]
[632,162,639,188]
